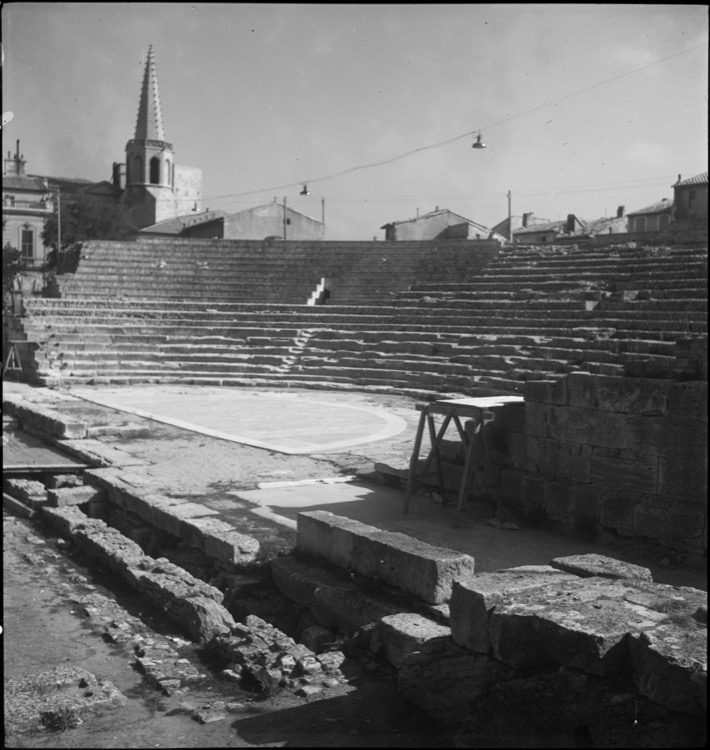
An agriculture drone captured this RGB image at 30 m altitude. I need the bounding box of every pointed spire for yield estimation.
[134,45,166,141]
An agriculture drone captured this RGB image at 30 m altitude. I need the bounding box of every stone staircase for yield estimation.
[14,239,709,394]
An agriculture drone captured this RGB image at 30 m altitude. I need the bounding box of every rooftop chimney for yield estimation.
[566,214,576,233]
[522,212,532,228]
[616,205,625,218]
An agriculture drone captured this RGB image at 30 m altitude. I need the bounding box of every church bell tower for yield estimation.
[122,46,175,223]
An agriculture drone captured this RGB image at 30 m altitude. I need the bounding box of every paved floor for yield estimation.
[71,385,417,457]
[5,382,707,591]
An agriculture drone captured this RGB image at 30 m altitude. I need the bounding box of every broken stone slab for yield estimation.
[271,555,348,608]
[376,613,451,669]
[624,584,708,716]
[41,504,92,537]
[4,477,49,508]
[310,583,407,637]
[171,595,237,644]
[73,524,148,576]
[4,666,126,736]
[550,553,653,581]
[488,577,705,678]
[297,510,475,604]
[203,527,260,566]
[629,622,707,716]
[449,566,578,653]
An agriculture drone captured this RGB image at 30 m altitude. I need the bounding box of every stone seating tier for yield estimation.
[15,240,708,392]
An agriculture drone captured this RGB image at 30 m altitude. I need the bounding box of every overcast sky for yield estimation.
[3,3,708,240]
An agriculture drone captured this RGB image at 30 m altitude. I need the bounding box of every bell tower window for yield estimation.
[150,157,160,185]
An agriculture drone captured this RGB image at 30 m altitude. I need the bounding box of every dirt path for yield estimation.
[3,513,453,749]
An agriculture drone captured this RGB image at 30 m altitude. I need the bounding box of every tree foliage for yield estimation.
[42,195,137,265]
[3,242,22,293]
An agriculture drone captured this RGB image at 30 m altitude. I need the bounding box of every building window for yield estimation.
[150,157,160,185]
[21,227,34,262]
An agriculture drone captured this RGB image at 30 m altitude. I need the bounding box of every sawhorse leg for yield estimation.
[404,408,428,513]
[453,413,482,528]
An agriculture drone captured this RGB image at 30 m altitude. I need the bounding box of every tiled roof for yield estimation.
[44,176,96,192]
[673,171,708,188]
[2,175,49,192]
[139,209,226,234]
[382,208,468,228]
[584,215,627,233]
[626,198,673,217]
[514,219,567,235]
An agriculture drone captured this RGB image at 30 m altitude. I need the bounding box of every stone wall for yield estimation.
[494,373,707,562]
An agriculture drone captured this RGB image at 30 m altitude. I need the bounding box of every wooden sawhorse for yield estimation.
[404,396,524,528]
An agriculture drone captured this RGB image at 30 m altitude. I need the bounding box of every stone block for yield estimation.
[398,638,514,728]
[172,595,236,644]
[599,490,651,538]
[449,568,577,653]
[591,448,659,494]
[182,517,239,553]
[150,502,184,538]
[667,381,708,422]
[47,485,106,507]
[522,401,547,437]
[505,433,544,473]
[488,577,672,676]
[544,480,571,521]
[41,505,89,536]
[310,584,405,636]
[378,613,451,668]
[566,372,597,408]
[492,400,527,430]
[550,553,653,581]
[523,380,554,404]
[546,406,629,449]
[658,444,708,502]
[203,528,260,565]
[270,556,345,608]
[299,510,475,605]
[296,510,359,570]
[595,376,669,415]
[542,439,592,482]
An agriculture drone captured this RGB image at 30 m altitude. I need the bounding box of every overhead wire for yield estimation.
[192,41,707,205]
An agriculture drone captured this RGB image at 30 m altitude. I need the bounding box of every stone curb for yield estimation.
[83,468,260,567]
[296,509,475,604]
[3,396,88,440]
[41,505,236,643]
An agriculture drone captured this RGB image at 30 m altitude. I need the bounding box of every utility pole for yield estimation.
[283,196,287,241]
[56,186,61,253]
[507,190,513,243]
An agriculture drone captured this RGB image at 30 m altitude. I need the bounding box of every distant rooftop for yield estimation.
[673,171,708,188]
[626,198,673,217]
